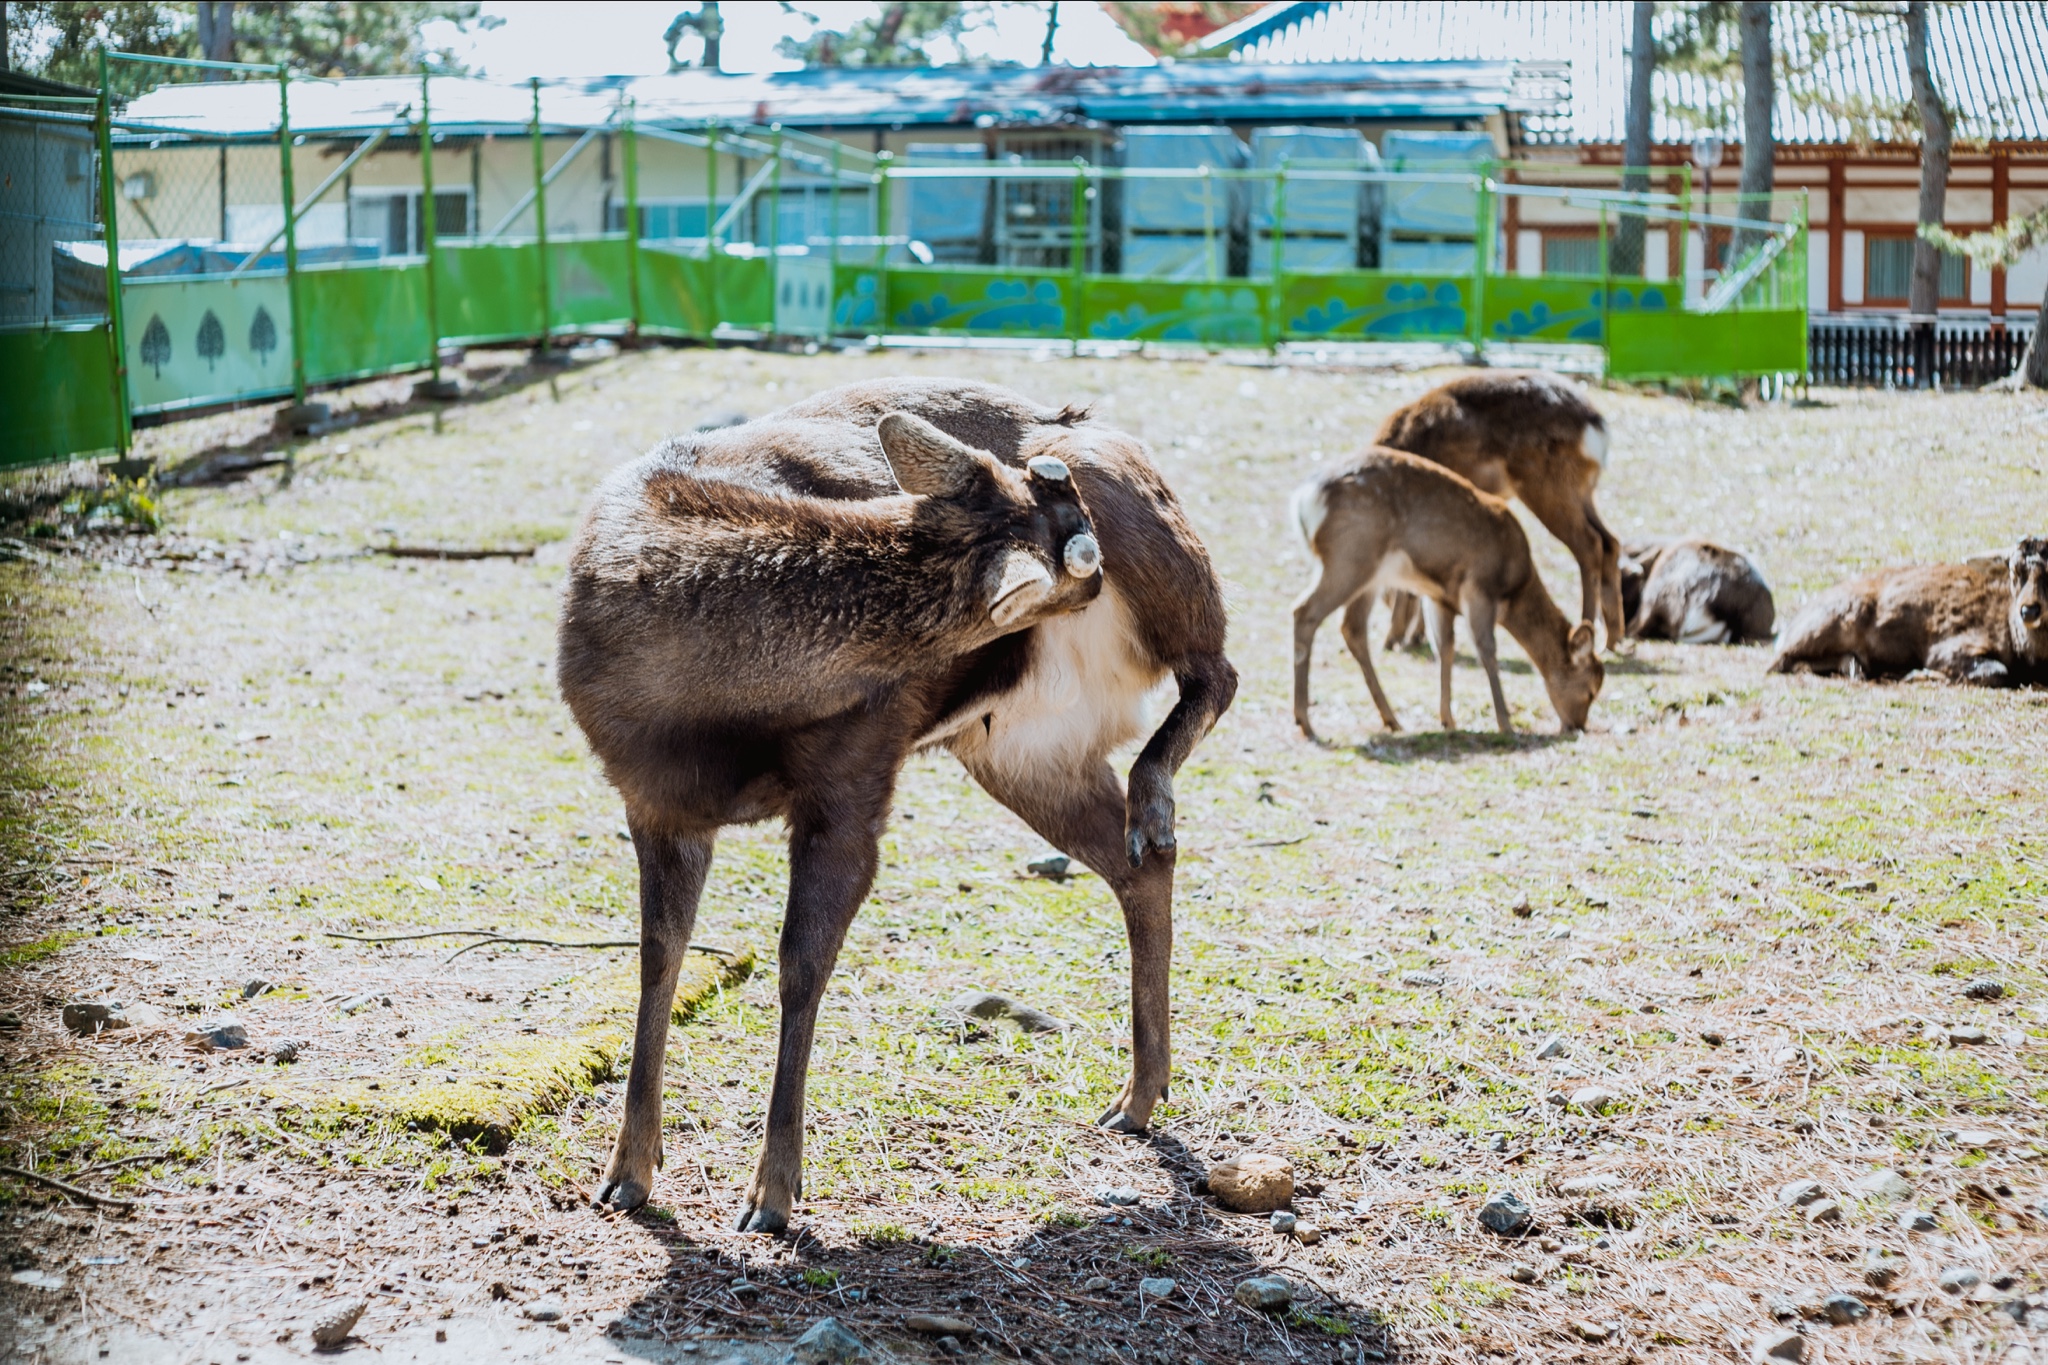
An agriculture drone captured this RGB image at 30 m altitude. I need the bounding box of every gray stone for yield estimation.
[1081,1276,1111,1292]
[1570,1321,1613,1343]
[1822,1293,1868,1326]
[521,1299,565,1323]
[242,979,271,999]
[311,1299,367,1347]
[1962,978,2005,1001]
[1292,1221,1321,1245]
[1094,1186,1141,1207]
[61,1001,131,1036]
[791,1317,864,1364]
[1803,1200,1843,1225]
[905,1315,973,1337]
[270,1038,302,1063]
[1234,1275,1293,1312]
[1569,1086,1618,1115]
[949,990,1066,1034]
[1948,1025,1990,1046]
[1024,852,1072,880]
[1400,970,1445,988]
[1478,1191,1535,1237]
[185,1016,248,1050]
[1938,1266,1983,1294]
[1851,1168,1913,1201]
[1138,1277,1176,1299]
[1756,1328,1806,1362]
[1536,1035,1569,1060]
[1776,1180,1825,1208]
[1862,1249,1901,1288]
[1898,1209,1939,1233]
[1269,1210,1297,1233]
[1510,1263,1539,1284]
[1510,893,1533,918]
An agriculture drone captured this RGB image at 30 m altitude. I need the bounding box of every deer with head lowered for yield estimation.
[1374,370,1627,653]
[558,381,1235,1232]
[1291,447,1604,737]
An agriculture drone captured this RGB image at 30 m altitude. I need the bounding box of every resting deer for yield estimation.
[559,381,1235,1232]
[1620,536,1776,644]
[1291,447,1604,737]
[1769,537,2048,686]
[1374,371,1626,652]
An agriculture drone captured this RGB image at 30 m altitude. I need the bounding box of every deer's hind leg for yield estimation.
[599,820,717,1213]
[1425,596,1458,730]
[1463,593,1515,734]
[1517,479,1624,652]
[1333,592,1401,732]
[960,755,1175,1134]
[1293,558,1374,739]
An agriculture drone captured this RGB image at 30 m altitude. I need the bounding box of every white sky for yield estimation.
[418,2,1158,80]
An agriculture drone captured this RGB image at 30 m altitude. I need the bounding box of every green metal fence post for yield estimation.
[1471,170,1491,355]
[418,71,443,382]
[529,78,551,350]
[705,125,719,338]
[622,99,641,341]
[277,63,308,408]
[827,141,841,335]
[1598,198,1611,348]
[1269,162,1286,350]
[1201,165,1217,282]
[874,151,892,340]
[95,48,132,457]
[1070,160,1086,349]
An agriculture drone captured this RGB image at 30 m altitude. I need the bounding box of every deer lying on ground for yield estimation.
[1374,371,1626,652]
[1620,537,1776,644]
[1769,537,2048,685]
[558,381,1235,1232]
[1291,447,1604,737]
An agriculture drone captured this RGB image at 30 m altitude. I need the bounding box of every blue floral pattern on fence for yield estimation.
[1090,286,1265,344]
[1490,284,1670,342]
[834,273,880,330]
[895,277,1065,332]
[1288,280,1467,338]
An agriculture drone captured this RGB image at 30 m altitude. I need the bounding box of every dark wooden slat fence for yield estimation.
[1808,320,2034,389]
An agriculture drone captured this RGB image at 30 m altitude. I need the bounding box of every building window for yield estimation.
[347,189,471,254]
[1541,234,1602,276]
[1865,235,1966,304]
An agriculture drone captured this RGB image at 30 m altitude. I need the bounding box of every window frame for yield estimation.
[1862,232,1969,306]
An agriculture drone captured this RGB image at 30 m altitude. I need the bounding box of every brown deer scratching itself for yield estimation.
[1291,447,1604,738]
[1620,537,1776,644]
[1375,371,1626,651]
[559,382,1235,1233]
[1769,538,2048,685]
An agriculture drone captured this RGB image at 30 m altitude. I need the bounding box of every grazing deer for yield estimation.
[559,381,1235,1232]
[1374,371,1626,651]
[1768,538,2047,685]
[1291,447,1604,737]
[1620,537,1776,644]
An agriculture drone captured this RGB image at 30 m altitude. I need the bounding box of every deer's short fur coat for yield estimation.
[1768,539,2048,686]
[1620,537,1776,645]
[559,381,1235,1232]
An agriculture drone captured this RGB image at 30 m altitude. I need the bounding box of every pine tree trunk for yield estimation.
[1612,1,1655,276]
[2022,282,2048,389]
[1734,2,1774,260]
[1905,0,1952,343]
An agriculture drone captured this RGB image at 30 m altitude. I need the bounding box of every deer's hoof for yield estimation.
[736,1201,789,1235]
[1096,1106,1149,1136]
[595,1175,652,1213]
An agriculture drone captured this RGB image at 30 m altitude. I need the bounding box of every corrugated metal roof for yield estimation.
[1203,1,2048,145]
[113,59,1553,140]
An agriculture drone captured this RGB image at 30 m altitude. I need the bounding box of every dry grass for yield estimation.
[1,344,2045,1365]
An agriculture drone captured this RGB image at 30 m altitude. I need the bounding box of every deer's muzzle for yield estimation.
[1064,533,1102,578]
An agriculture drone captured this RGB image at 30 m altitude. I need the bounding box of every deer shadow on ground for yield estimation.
[604,1130,1390,1365]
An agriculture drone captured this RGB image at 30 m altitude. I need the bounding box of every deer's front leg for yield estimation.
[598,822,715,1213]
[737,806,880,1234]
[1127,653,1237,865]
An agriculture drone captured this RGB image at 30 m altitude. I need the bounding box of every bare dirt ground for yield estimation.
[2,343,2045,1365]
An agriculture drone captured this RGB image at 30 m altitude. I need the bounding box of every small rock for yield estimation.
[1400,970,1445,988]
[1269,1210,1297,1234]
[1478,1191,1534,1237]
[1962,978,2005,1001]
[730,1279,759,1298]
[1862,1250,1901,1288]
[1768,1293,1816,1321]
[1082,1276,1111,1292]
[792,1317,864,1364]
[311,1299,367,1347]
[1951,1129,2000,1148]
[1546,924,1572,940]
[337,994,390,1015]
[1569,1086,1617,1114]
[1234,1275,1293,1312]
[1208,1153,1294,1213]
[1570,1320,1613,1343]
[1776,1180,1825,1208]
[1024,852,1071,880]
[1851,1169,1913,1201]
[905,1315,973,1336]
[1293,1223,1321,1245]
[1948,1025,1989,1046]
[522,1299,565,1323]
[61,1001,131,1036]
[1510,893,1533,917]
[1938,1266,1983,1294]
[1898,1208,1938,1233]
[1539,1237,1563,1252]
[1510,1262,1540,1284]
[1535,1035,1569,1060]
[2001,1031,2027,1048]
[1822,1293,1868,1326]
[1803,1200,1843,1225]
[1095,1186,1141,1207]
[1773,1046,1804,1066]
[0,1009,20,1032]
[242,979,271,999]
[949,990,1066,1034]
[184,1016,248,1050]
[1756,1328,1805,1362]
[1700,1028,1727,1046]
[270,1039,302,1063]
[1138,1277,1176,1299]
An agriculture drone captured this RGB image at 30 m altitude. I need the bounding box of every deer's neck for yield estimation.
[1500,577,1573,683]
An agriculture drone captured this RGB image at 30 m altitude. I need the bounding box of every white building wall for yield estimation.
[1808,232,1829,312]
[1840,230,1864,305]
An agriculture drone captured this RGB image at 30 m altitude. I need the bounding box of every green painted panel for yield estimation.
[0,324,121,469]
[639,247,713,338]
[1607,308,1808,380]
[1278,272,1470,340]
[716,255,775,333]
[436,243,544,345]
[302,263,431,386]
[883,267,1071,338]
[549,237,633,331]
[833,266,882,334]
[122,274,295,414]
[1481,276,1677,344]
[1083,277,1268,346]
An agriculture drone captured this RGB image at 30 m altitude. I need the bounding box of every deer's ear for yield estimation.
[877,411,987,497]
[1569,621,1597,665]
[988,548,1054,629]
